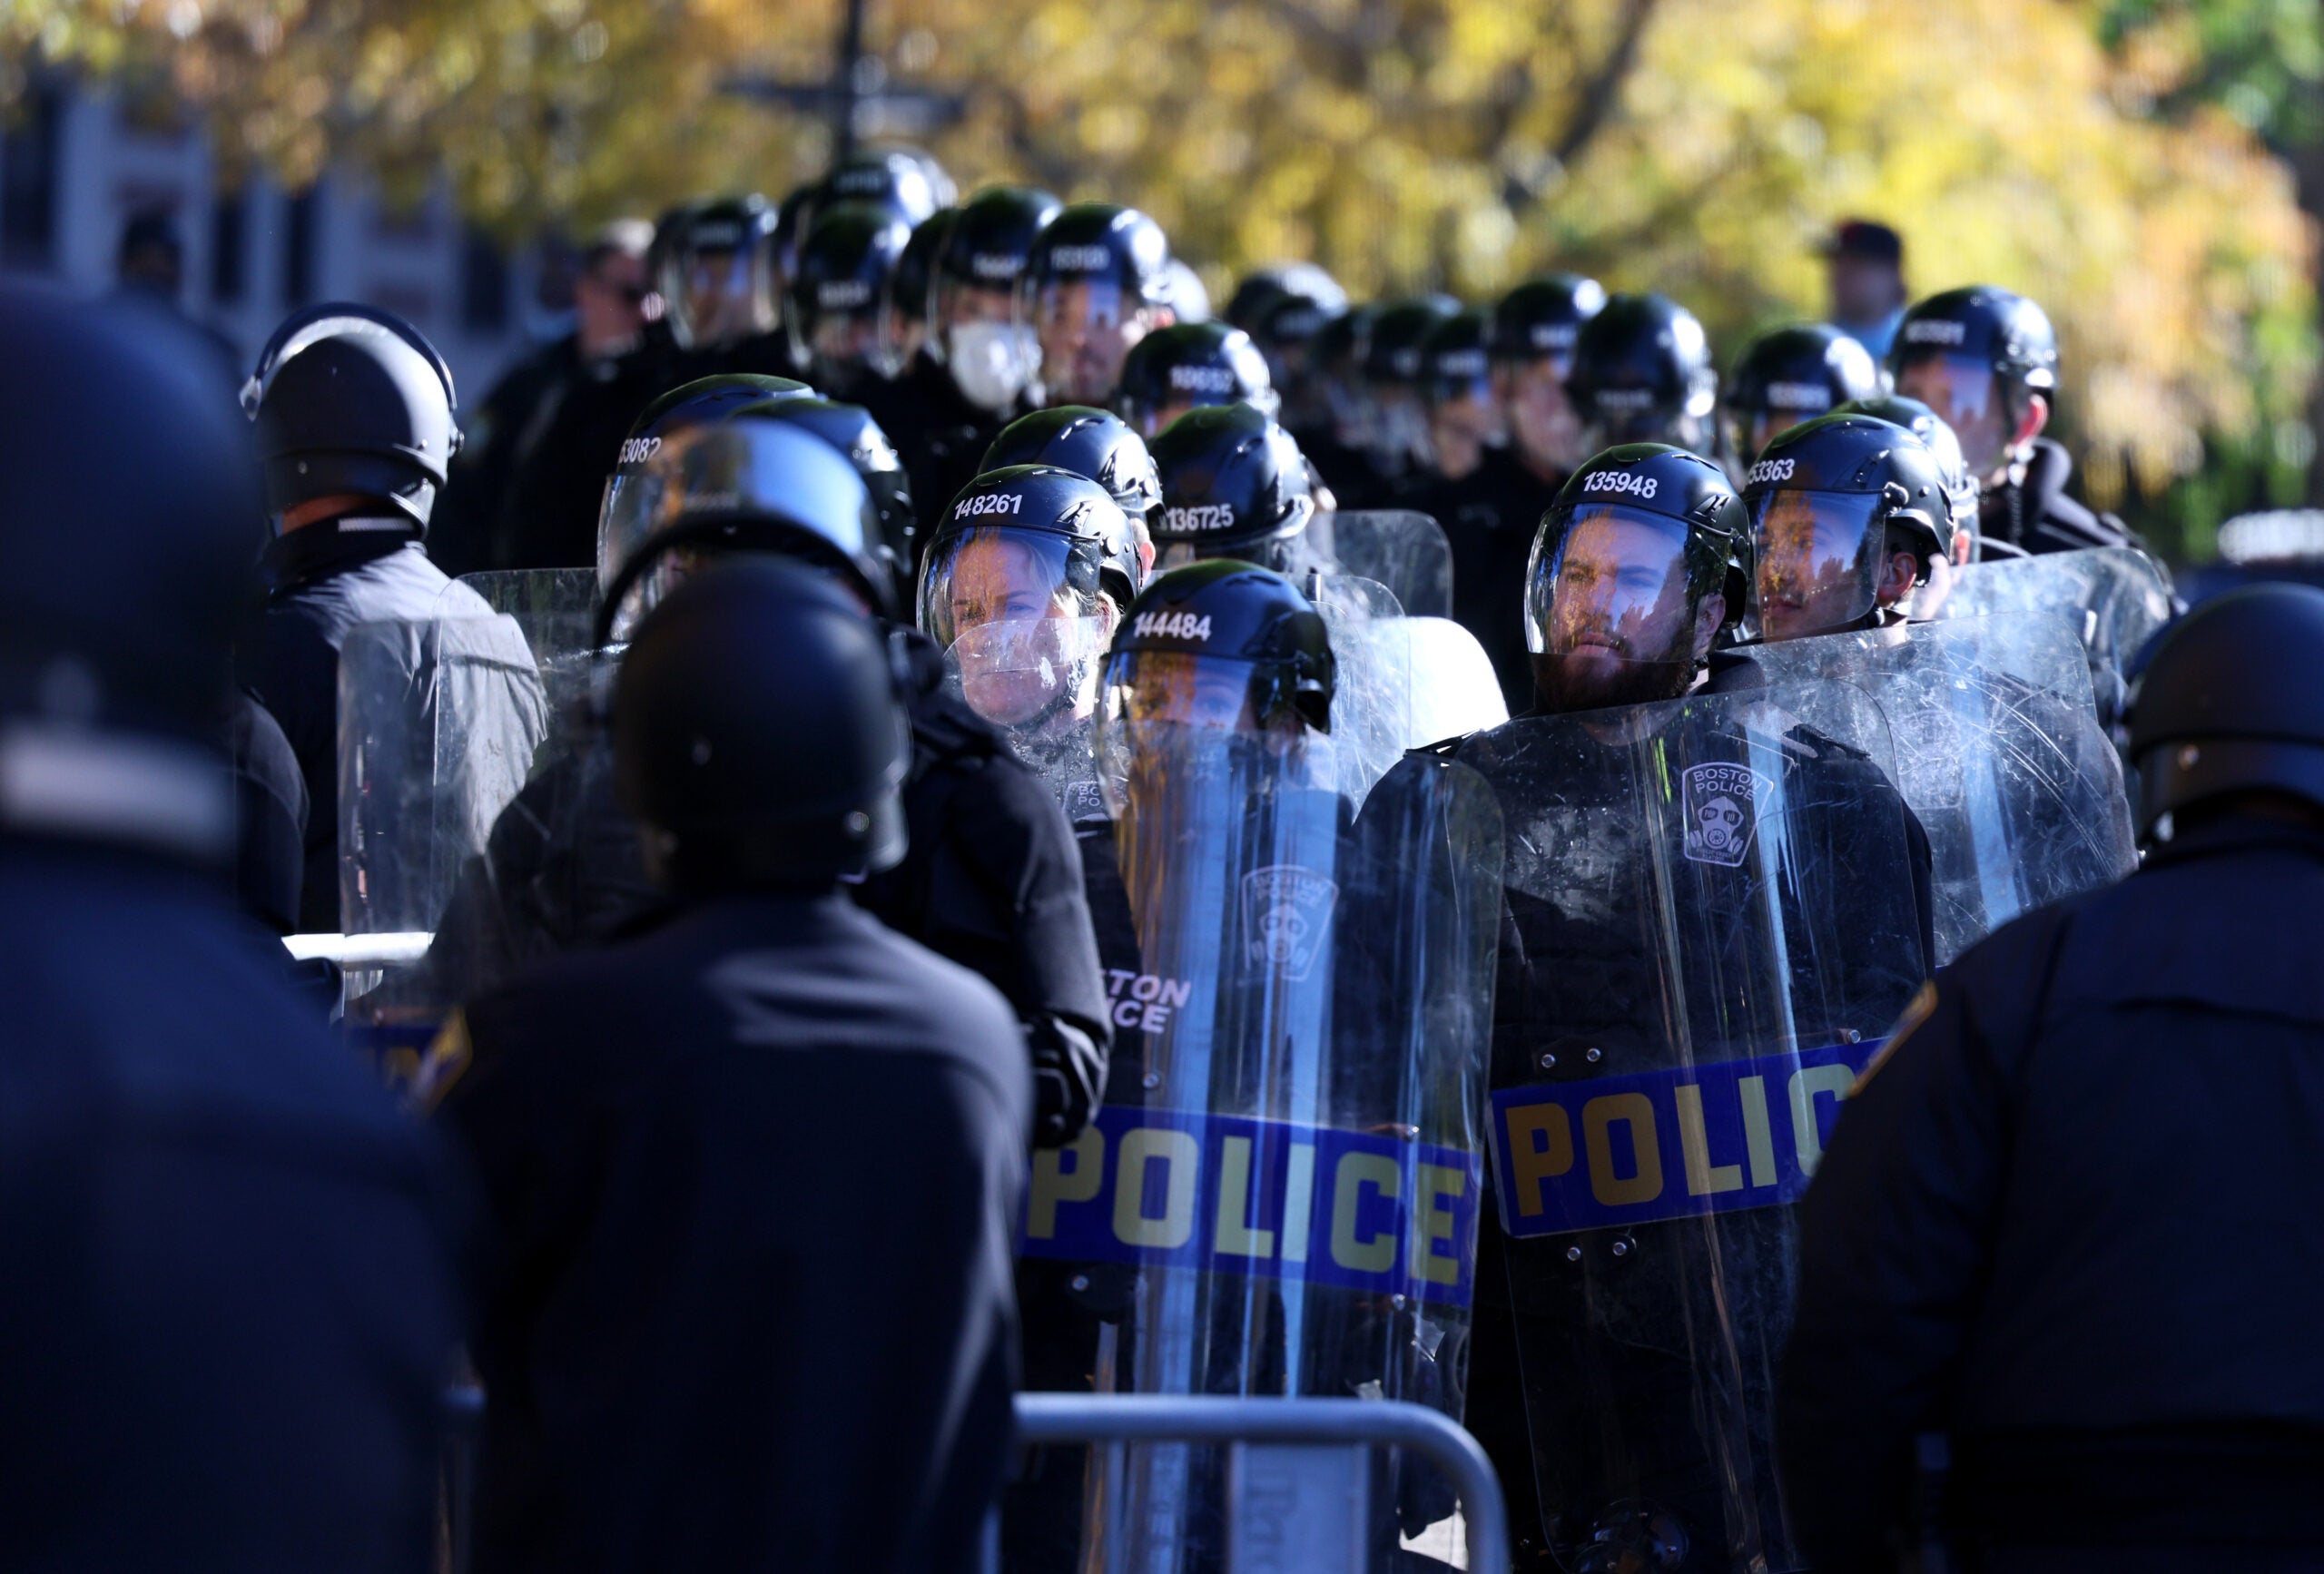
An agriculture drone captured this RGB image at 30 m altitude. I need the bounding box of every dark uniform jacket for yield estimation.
[1409,446,1564,715]
[0,840,463,1569]
[1782,813,2324,1568]
[428,626,1109,1144]
[438,891,1030,1574]
[229,688,307,933]
[868,353,1018,556]
[1979,437,2139,557]
[240,520,506,930]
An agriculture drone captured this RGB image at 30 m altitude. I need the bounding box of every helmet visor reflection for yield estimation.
[917,527,1091,650]
[1526,504,1696,660]
[1893,352,1997,437]
[1749,487,1883,635]
[1102,649,1263,733]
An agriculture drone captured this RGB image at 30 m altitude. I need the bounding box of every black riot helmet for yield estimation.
[1832,395,1979,555]
[1525,444,1746,713]
[1566,291,1718,455]
[2125,583,2324,839]
[1225,262,1348,332]
[1491,273,1609,372]
[1888,285,2060,479]
[0,281,261,870]
[1362,296,1461,389]
[1101,558,1336,745]
[651,195,783,351]
[596,408,891,643]
[1742,412,1951,642]
[917,465,1141,649]
[822,147,949,227]
[1148,403,1315,571]
[982,406,1164,529]
[732,396,916,567]
[1115,321,1276,437]
[246,301,459,530]
[614,557,911,892]
[1723,323,1881,462]
[1420,308,1495,408]
[596,373,812,595]
[1026,202,1173,304]
[786,201,911,394]
[937,186,1063,307]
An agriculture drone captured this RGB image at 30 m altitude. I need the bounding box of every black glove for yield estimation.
[1026,1014,1107,1147]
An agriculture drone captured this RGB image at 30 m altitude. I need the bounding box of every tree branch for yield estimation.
[1551,0,1659,170]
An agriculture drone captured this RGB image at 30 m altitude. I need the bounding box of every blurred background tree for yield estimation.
[13,0,2313,561]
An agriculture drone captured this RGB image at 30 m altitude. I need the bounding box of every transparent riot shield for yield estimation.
[940,615,1112,826]
[1042,723,1501,1572]
[1406,615,1510,748]
[337,614,550,1080]
[1748,613,2136,965]
[1457,681,1926,1574]
[1920,545,2175,723]
[1311,509,1455,619]
[451,568,601,771]
[1309,574,1413,808]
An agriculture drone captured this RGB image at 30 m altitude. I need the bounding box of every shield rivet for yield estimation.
[1584,1047,1603,1065]
[1539,1052,1557,1070]
[1564,1245,1583,1263]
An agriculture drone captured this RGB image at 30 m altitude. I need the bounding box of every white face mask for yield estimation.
[948,321,1040,414]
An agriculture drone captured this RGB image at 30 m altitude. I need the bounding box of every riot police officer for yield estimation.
[881,203,958,371]
[786,200,912,399]
[436,558,1029,1574]
[877,186,1062,541]
[1113,320,1276,438]
[1567,290,1719,456]
[1415,307,1503,487]
[915,465,1146,1571]
[1743,412,1955,643]
[821,144,953,227]
[436,397,1110,1150]
[1416,273,1606,713]
[1290,301,1379,499]
[646,194,798,386]
[980,404,1165,554]
[1349,294,1459,502]
[1147,401,1318,575]
[1020,202,1176,408]
[1722,323,1881,465]
[1253,289,1344,438]
[736,394,918,570]
[1451,440,1932,1569]
[1889,285,2136,556]
[237,302,547,932]
[0,279,464,1570]
[1781,584,2324,1574]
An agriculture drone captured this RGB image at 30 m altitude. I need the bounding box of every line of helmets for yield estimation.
[246,141,2155,846]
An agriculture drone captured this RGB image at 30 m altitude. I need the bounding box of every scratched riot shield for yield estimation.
[337,612,550,1078]
[1456,681,1925,1574]
[1748,613,2137,965]
[451,568,602,770]
[940,615,1113,825]
[1045,720,1501,1572]
[1310,574,1413,807]
[1921,545,2174,723]
[1310,509,1455,618]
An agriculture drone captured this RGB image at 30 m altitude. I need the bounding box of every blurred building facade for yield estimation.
[0,74,547,398]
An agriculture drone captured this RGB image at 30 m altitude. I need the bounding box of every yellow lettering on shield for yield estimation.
[1503,1102,1573,1217]
[1675,1084,1743,1196]
[1583,1093,1663,1207]
[1789,1063,1858,1176]
[1415,1164,1465,1285]
[1028,1126,1105,1239]
[1113,1127,1198,1249]
[1330,1151,1400,1274]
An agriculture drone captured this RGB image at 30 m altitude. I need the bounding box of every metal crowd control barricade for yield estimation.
[1018,1393,1511,1574]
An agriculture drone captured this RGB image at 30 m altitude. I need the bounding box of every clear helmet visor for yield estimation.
[1750,487,1885,641]
[947,614,1111,733]
[1893,352,2007,475]
[1095,649,1335,814]
[1525,503,1707,712]
[660,242,777,351]
[786,297,898,392]
[1025,278,1144,404]
[917,526,1103,650]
